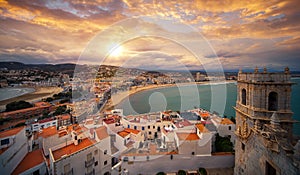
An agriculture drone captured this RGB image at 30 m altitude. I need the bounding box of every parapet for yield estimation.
[238,67,291,83]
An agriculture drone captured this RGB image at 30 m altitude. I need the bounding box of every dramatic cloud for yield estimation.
[0,0,299,70]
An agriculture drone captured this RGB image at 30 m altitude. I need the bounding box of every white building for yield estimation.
[0,127,28,175]
[32,118,58,132]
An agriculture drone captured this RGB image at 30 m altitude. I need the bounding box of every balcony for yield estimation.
[85,157,95,167]
[61,168,73,175]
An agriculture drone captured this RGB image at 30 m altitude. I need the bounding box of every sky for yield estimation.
[0,0,300,71]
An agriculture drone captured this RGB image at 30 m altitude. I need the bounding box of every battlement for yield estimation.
[238,67,291,83]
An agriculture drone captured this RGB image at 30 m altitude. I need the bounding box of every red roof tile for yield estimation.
[220,118,234,125]
[195,123,209,133]
[176,133,200,141]
[12,149,44,175]
[38,126,57,138]
[0,126,24,138]
[52,138,94,161]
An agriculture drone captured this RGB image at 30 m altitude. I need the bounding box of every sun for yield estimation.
[110,45,124,57]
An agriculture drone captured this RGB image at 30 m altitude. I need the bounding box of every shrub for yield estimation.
[178,170,186,175]
[198,168,207,175]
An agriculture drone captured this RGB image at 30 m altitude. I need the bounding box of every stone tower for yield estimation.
[234,67,300,175]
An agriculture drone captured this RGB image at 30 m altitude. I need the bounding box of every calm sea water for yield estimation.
[117,78,300,136]
[0,87,35,101]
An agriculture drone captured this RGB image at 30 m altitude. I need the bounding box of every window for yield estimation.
[64,163,70,174]
[229,126,231,130]
[128,125,130,128]
[104,160,108,165]
[241,89,246,105]
[153,126,155,129]
[142,126,145,130]
[242,143,245,151]
[149,131,152,135]
[94,150,98,155]
[1,138,9,145]
[268,92,278,111]
[266,161,276,175]
[148,126,150,129]
[94,161,98,166]
[87,153,92,161]
[134,126,137,130]
[104,150,107,155]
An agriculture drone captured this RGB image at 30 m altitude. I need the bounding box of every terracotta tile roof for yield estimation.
[52,138,94,161]
[195,123,209,133]
[95,126,109,140]
[118,131,130,138]
[0,126,24,138]
[12,149,44,175]
[220,118,234,125]
[124,128,140,134]
[39,118,56,124]
[199,112,210,118]
[38,126,57,138]
[34,102,51,107]
[56,114,71,120]
[176,133,200,141]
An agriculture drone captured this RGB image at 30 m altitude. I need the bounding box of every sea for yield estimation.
[116,78,300,136]
[0,87,35,101]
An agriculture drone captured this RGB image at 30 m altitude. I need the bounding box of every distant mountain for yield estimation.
[0,62,80,75]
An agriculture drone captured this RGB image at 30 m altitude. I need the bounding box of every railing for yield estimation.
[61,168,73,175]
[85,157,95,167]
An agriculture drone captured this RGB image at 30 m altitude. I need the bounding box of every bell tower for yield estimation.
[234,67,300,175]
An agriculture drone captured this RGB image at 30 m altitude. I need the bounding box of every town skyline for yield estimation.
[1,0,300,71]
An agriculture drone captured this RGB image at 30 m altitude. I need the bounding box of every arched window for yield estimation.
[241,89,246,105]
[268,92,278,111]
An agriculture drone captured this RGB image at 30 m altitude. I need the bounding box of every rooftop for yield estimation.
[52,138,94,161]
[12,149,44,175]
[0,126,24,138]
[220,118,234,125]
[176,133,200,141]
[95,126,109,140]
[38,126,57,138]
[195,123,210,133]
[117,128,140,138]
[56,114,71,120]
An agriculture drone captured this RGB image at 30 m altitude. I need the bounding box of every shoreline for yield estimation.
[102,80,236,112]
[0,86,63,111]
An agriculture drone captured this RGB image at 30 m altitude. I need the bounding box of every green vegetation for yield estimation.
[215,134,234,152]
[177,170,186,175]
[230,116,236,124]
[5,100,33,112]
[53,105,69,116]
[156,172,166,175]
[198,168,207,175]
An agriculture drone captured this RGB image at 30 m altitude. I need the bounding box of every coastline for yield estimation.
[0,86,63,111]
[102,80,236,112]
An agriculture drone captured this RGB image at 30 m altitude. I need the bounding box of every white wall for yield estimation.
[0,128,28,175]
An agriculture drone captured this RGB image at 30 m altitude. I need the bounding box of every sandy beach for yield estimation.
[103,80,235,112]
[0,86,63,111]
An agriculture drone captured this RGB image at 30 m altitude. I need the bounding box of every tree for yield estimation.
[198,168,207,175]
[230,116,236,124]
[156,172,166,175]
[177,170,186,175]
[53,105,67,116]
[215,134,234,152]
[5,101,33,112]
